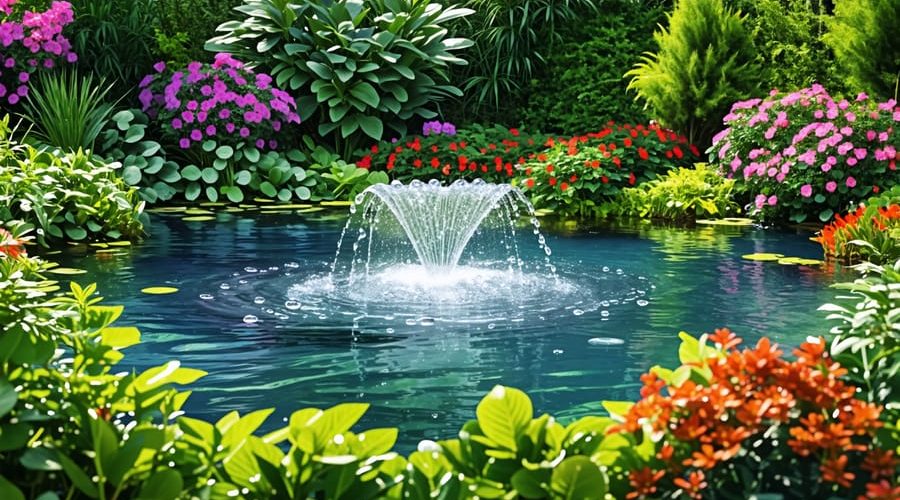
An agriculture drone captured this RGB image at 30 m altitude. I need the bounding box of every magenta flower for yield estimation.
[179,138,190,149]
[755,194,767,209]
[767,195,777,206]
[826,181,837,193]
[800,184,812,197]
[189,129,202,141]
[171,118,183,130]
[153,61,166,73]
[846,176,856,188]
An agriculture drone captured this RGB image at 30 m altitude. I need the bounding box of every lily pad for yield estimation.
[182,216,216,222]
[224,207,245,213]
[319,200,352,207]
[95,249,125,254]
[742,253,784,261]
[108,241,132,247]
[47,267,87,275]
[141,286,179,295]
[184,208,214,215]
[260,204,313,209]
[199,202,227,207]
[533,209,554,217]
[297,207,325,213]
[778,257,823,266]
[696,218,754,226]
[260,210,292,215]
[252,198,274,203]
[89,243,109,248]
[147,206,188,213]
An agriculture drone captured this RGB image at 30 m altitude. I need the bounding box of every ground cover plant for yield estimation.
[713,85,899,223]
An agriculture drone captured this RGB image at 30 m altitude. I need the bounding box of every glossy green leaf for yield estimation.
[550,456,607,499]
[476,385,532,451]
[0,475,24,500]
[137,469,183,500]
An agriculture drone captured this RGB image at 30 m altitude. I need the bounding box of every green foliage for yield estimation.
[609,163,739,222]
[22,70,117,151]
[0,118,145,245]
[824,0,900,100]
[727,0,841,94]
[518,1,663,133]
[450,0,598,118]
[98,109,325,204]
[205,0,473,158]
[153,0,243,63]
[822,260,900,449]
[626,0,761,147]
[67,0,158,93]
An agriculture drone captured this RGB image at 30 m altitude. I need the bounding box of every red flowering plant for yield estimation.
[603,329,898,499]
[355,123,545,184]
[712,85,898,223]
[0,224,27,258]
[520,123,699,217]
[815,203,900,264]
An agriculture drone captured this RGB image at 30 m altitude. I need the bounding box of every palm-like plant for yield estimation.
[22,70,117,152]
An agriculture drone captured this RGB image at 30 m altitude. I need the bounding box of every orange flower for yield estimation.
[861,450,898,480]
[820,455,854,488]
[861,480,900,500]
[673,470,707,500]
[626,467,665,499]
[709,327,741,351]
[0,228,25,258]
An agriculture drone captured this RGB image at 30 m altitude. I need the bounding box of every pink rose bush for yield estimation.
[712,85,898,222]
[138,54,300,153]
[0,0,76,106]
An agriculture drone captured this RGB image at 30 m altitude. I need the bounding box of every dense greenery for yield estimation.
[626,0,761,147]
[0,118,144,246]
[609,163,739,222]
[153,0,243,64]
[206,0,473,156]
[824,0,900,100]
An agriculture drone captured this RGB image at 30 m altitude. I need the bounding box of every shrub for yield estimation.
[66,0,157,94]
[815,204,900,264]
[626,0,761,147]
[0,121,145,245]
[520,123,700,217]
[0,0,77,109]
[728,0,842,94]
[154,0,242,63]
[21,69,116,151]
[357,124,545,184]
[606,329,893,498]
[712,85,899,223]
[609,163,739,222]
[206,0,473,158]
[824,0,900,100]
[517,0,663,133]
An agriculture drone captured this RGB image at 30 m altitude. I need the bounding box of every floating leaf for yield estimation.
[319,200,352,207]
[260,210,292,215]
[184,208,213,215]
[147,206,188,213]
[253,198,274,203]
[224,207,245,213]
[260,204,313,209]
[742,253,784,261]
[46,267,87,275]
[141,287,179,295]
[297,207,325,213]
[89,243,109,248]
[778,257,823,266]
[107,241,132,247]
[182,216,215,222]
[696,217,754,226]
[199,202,228,207]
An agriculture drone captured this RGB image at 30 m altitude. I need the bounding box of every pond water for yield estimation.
[55,210,848,451]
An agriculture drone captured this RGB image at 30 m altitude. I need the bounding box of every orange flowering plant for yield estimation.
[603,329,898,499]
[815,204,900,264]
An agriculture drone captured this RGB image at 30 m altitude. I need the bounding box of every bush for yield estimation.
[357,123,545,184]
[206,0,473,158]
[66,0,157,94]
[626,0,761,147]
[815,204,900,264]
[0,117,145,245]
[824,0,900,100]
[22,69,116,151]
[728,0,842,94]
[609,163,739,222]
[712,85,898,223]
[520,123,700,217]
[518,0,663,133]
[154,0,242,64]
[0,0,77,110]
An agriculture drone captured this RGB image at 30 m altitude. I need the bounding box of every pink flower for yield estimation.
[856,92,868,101]
[847,157,858,166]
[821,163,831,172]
[800,184,813,197]
[767,195,778,206]
[755,194,767,209]
[826,181,837,193]
[867,130,877,141]
[854,148,868,160]
[846,176,856,188]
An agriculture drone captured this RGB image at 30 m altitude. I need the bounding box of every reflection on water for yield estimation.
[53,212,850,450]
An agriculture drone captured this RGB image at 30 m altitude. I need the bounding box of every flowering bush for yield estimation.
[815,204,900,264]
[139,54,300,152]
[607,329,897,499]
[357,124,545,184]
[520,123,700,216]
[712,85,899,223]
[0,0,77,106]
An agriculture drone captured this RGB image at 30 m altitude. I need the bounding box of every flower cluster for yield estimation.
[712,85,898,223]
[815,204,900,264]
[614,329,896,500]
[521,123,699,216]
[0,0,76,106]
[139,54,300,151]
[0,227,25,258]
[422,120,456,136]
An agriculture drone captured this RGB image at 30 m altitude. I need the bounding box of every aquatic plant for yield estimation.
[712,85,899,223]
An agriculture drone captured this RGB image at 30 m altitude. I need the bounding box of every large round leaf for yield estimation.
[201,168,219,184]
[181,165,202,182]
[550,456,607,500]
[122,166,142,185]
[216,145,234,160]
[475,385,532,451]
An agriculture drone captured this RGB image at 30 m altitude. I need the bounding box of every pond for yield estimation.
[55,209,846,451]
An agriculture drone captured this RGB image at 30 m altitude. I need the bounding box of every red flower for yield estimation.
[549,177,557,186]
[623,137,632,147]
[673,471,707,500]
[689,144,700,156]
[862,480,900,500]
[626,467,665,499]
[612,157,621,168]
[560,182,569,191]
[873,185,880,193]
[431,145,439,153]
[601,175,608,184]
[430,157,440,168]
[821,455,854,488]
[546,164,554,173]
[370,144,379,153]
[0,229,25,258]
[509,128,520,136]
[449,142,458,151]
[525,178,534,188]
[413,159,422,168]
[569,175,577,182]
[629,172,636,185]
[638,147,649,161]
[356,155,372,169]
[673,146,684,159]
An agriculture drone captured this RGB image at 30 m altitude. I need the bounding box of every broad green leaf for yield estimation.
[20,447,61,471]
[550,456,607,499]
[57,453,98,497]
[0,475,24,500]
[0,378,17,417]
[216,145,234,160]
[137,469,182,500]
[181,165,202,181]
[122,166,142,185]
[476,385,532,451]
[100,327,141,349]
[358,115,383,140]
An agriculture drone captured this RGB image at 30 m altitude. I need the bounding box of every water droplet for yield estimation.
[264,308,274,314]
[219,283,230,290]
[637,299,649,307]
[544,247,552,256]
[419,317,435,326]
[573,309,584,316]
[199,293,214,300]
[244,266,258,273]
[355,193,365,205]
[284,262,299,268]
[431,412,439,419]
[600,310,610,317]
[616,268,624,275]
[386,327,395,334]
[274,313,289,320]
[602,266,610,272]
[404,318,416,325]
[487,323,496,330]
[242,315,258,324]
[552,349,564,355]
[268,266,279,271]
[349,204,357,214]
[254,296,266,304]
[589,337,625,346]
[238,279,248,284]
[284,300,301,310]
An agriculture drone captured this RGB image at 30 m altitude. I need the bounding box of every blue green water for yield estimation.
[55,211,847,450]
